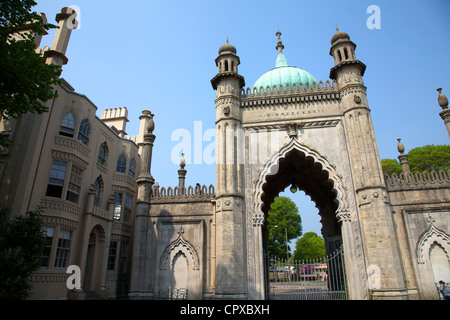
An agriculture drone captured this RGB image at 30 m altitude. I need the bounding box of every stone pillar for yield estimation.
[397,139,411,174]
[437,88,450,140]
[211,40,246,299]
[330,29,408,299]
[129,111,156,299]
[178,153,187,191]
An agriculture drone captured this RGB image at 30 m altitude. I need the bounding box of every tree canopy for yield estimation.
[0,0,61,148]
[266,196,302,259]
[0,209,47,299]
[381,145,450,175]
[292,232,325,261]
[408,145,450,173]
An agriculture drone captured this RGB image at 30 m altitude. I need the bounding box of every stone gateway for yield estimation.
[1,8,449,300]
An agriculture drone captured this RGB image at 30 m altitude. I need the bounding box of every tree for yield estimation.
[381,158,402,176]
[0,0,61,148]
[408,145,450,173]
[0,208,48,299]
[292,232,325,261]
[267,196,302,259]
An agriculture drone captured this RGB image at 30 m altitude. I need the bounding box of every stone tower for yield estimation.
[329,28,407,299]
[210,39,246,298]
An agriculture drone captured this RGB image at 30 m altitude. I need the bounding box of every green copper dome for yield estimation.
[253,52,316,90]
[253,29,316,90]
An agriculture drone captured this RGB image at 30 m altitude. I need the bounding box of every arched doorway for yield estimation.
[84,225,106,294]
[260,149,345,299]
[246,138,368,300]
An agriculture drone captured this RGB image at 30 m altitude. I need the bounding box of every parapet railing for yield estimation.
[151,184,215,202]
[241,80,338,98]
[384,170,450,189]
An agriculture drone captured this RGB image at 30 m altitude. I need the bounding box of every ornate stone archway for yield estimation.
[245,137,369,299]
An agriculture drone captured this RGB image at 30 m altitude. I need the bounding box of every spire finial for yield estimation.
[336,25,339,33]
[226,36,229,44]
[275,28,284,53]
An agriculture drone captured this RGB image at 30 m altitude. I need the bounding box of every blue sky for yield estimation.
[34,1,450,238]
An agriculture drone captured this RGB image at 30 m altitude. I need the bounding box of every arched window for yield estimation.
[128,158,136,178]
[337,50,342,62]
[60,111,76,137]
[93,176,103,207]
[78,119,91,145]
[344,47,349,60]
[116,153,127,173]
[97,142,108,165]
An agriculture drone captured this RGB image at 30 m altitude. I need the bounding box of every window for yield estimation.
[124,194,132,222]
[107,241,117,271]
[46,160,67,198]
[93,176,103,207]
[77,119,91,145]
[128,158,136,178]
[116,153,127,173]
[54,230,71,268]
[98,143,108,165]
[60,111,76,137]
[66,165,83,203]
[40,226,55,267]
[113,192,123,220]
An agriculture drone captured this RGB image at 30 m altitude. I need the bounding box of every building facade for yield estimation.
[1,8,449,300]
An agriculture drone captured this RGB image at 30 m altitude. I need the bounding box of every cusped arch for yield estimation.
[416,223,450,264]
[252,138,350,226]
[160,231,200,271]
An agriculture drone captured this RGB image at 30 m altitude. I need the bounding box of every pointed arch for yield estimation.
[78,118,91,145]
[416,222,450,264]
[60,110,76,137]
[252,137,349,226]
[159,230,200,271]
[116,153,127,173]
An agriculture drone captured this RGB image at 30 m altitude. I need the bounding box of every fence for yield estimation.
[268,246,347,300]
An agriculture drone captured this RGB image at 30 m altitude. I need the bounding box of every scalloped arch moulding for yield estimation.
[251,137,350,226]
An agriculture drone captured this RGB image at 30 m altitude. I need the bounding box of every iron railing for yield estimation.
[268,246,347,300]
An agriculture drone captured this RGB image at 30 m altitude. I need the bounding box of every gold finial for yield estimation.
[336,25,339,32]
[226,36,229,44]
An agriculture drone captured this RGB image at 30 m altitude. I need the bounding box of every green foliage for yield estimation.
[381,158,402,176]
[292,232,325,261]
[381,145,450,176]
[0,208,48,299]
[0,0,61,148]
[408,145,450,173]
[267,197,302,259]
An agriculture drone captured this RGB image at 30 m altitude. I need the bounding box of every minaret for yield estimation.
[210,39,246,298]
[44,7,78,66]
[329,28,407,299]
[129,110,156,299]
[437,88,450,139]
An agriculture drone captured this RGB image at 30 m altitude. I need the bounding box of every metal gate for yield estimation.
[268,246,347,300]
